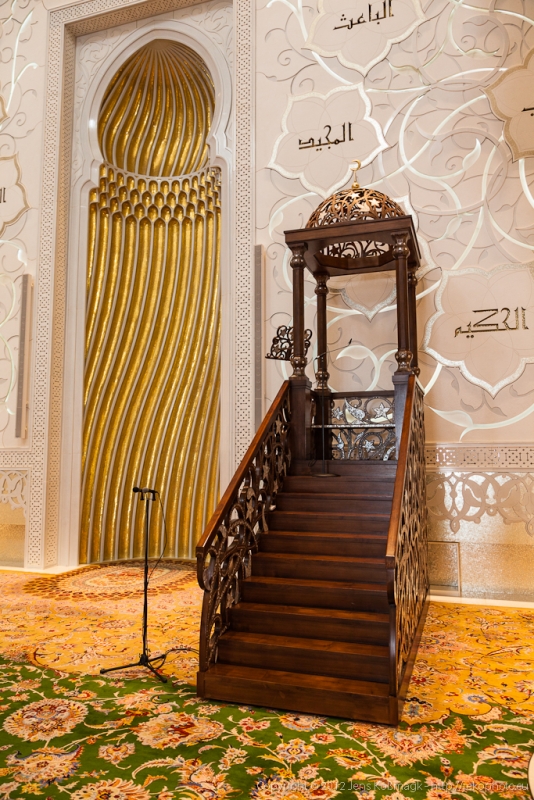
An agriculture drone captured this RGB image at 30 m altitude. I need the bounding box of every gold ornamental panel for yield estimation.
[81,40,220,563]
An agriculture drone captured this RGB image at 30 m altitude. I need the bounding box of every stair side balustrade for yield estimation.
[386,374,429,706]
[196,381,291,682]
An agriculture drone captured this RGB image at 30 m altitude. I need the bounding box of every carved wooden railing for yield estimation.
[311,390,396,461]
[386,375,428,693]
[196,381,291,672]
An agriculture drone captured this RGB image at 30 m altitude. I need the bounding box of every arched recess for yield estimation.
[59,21,233,565]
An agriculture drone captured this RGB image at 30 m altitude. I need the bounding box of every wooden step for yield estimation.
[275,492,392,515]
[241,576,389,612]
[269,510,389,533]
[217,631,389,682]
[198,663,394,723]
[283,475,395,495]
[291,459,397,479]
[252,552,387,583]
[259,531,386,558]
[230,602,389,644]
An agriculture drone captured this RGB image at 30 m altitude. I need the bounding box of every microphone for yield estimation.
[133,487,159,500]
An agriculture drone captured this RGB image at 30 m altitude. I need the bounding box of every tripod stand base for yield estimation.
[100,652,168,683]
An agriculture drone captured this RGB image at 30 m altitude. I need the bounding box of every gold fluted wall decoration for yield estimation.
[81,40,220,562]
[98,41,214,177]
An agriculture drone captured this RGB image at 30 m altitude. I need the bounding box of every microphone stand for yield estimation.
[100,487,167,683]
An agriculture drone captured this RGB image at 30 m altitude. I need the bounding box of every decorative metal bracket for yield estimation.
[266,325,312,361]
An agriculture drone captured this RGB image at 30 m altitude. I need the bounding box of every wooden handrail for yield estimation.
[385,374,415,571]
[326,390,395,399]
[196,380,290,588]
[196,381,291,671]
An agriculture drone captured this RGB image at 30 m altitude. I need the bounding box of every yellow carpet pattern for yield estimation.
[0,561,202,683]
[0,562,532,799]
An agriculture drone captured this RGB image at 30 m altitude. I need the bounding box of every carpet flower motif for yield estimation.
[7,745,82,785]
[116,689,164,713]
[71,778,150,800]
[327,748,374,768]
[240,717,271,731]
[279,715,324,732]
[477,744,529,769]
[170,758,233,797]
[98,743,135,765]
[368,723,466,766]
[3,698,87,742]
[135,712,224,749]
[251,775,340,799]
[275,738,315,763]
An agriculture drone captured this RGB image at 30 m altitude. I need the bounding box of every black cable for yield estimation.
[145,493,197,669]
[147,493,168,583]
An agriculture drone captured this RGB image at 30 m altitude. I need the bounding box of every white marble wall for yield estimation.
[254,0,534,596]
[0,0,532,587]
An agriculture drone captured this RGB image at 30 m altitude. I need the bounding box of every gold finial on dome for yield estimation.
[350,159,361,190]
[306,159,405,228]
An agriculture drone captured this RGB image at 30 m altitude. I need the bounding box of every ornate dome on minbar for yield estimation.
[306,161,404,228]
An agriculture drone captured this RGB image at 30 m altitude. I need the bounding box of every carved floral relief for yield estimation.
[423,265,534,398]
[268,84,386,196]
[305,0,425,75]
[259,0,534,445]
[485,47,534,161]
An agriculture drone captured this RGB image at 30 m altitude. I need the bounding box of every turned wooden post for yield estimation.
[393,233,412,458]
[290,243,307,378]
[408,268,419,375]
[288,242,311,463]
[314,272,332,461]
[393,233,412,375]
[314,273,329,390]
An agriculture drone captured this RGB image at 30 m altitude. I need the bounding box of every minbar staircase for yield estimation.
[197,204,428,724]
[196,378,428,725]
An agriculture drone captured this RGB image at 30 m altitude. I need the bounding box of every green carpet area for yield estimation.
[0,654,530,799]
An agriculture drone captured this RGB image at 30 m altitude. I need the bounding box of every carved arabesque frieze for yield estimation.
[427,471,534,537]
[0,470,27,516]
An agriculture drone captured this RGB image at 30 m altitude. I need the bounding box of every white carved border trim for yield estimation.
[426,470,534,537]
[0,470,27,515]
[0,0,252,568]
[426,444,534,471]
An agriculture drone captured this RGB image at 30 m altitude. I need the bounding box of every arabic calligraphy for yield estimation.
[298,122,354,151]
[523,106,534,117]
[455,308,529,338]
[334,0,393,29]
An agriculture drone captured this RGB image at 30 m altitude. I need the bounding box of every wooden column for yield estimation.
[289,242,311,463]
[314,272,332,461]
[392,233,412,459]
[393,233,412,375]
[290,243,307,378]
[407,268,419,375]
[314,273,329,390]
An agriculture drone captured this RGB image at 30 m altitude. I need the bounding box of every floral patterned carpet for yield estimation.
[0,562,532,799]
